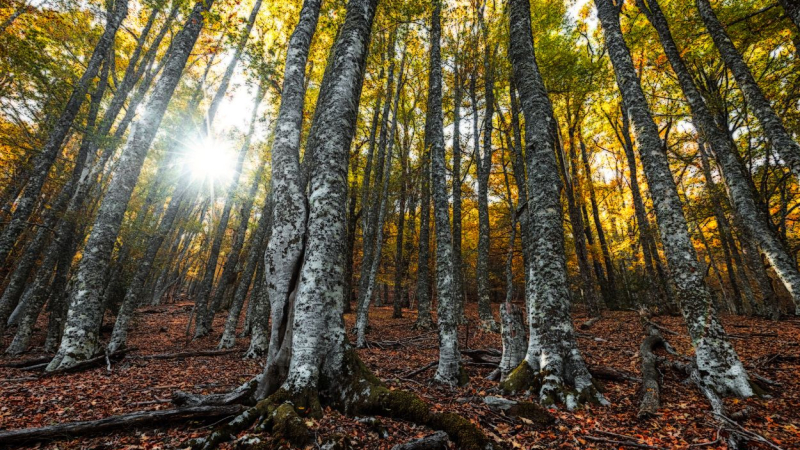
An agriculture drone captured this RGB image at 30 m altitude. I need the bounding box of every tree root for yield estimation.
[499,360,605,409]
[194,349,505,450]
[172,375,261,407]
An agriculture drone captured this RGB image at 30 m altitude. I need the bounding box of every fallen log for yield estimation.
[638,333,666,418]
[131,349,237,360]
[391,431,449,450]
[0,405,246,445]
[482,396,554,426]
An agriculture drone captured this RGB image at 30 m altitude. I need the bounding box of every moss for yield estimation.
[271,403,311,447]
[500,361,537,394]
[366,386,431,421]
[507,401,555,426]
[427,412,491,450]
[458,366,470,386]
[748,379,769,398]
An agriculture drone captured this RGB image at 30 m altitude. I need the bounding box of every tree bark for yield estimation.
[255,0,321,399]
[596,0,753,397]
[427,0,463,386]
[46,0,216,372]
[415,151,433,329]
[506,0,604,408]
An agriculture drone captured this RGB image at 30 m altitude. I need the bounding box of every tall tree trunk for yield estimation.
[596,0,753,397]
[356,33,397,331]
[254,0,321,399]
[46,0,215,372]
[393,120,410,319]
[0,0,129,265]
[415,152,433,329]
[695,0,800,182]
[428,0,463,385]
[205,0,263,125]
[193,123,255,338]
[271,0,378,399]
[451,62,465,324]
[219,186,272,349]
[504,0,604,408]
[579,136,618,306]
[356,55,405,347]
[477,23,497,331]
[639,0,800,315]
[560,124,601,318]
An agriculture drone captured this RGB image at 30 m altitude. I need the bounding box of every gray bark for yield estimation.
[427,0,462,385]
[696,0,800,183]
[510,0,603,408]
[46,0,215,372]
[415,151,433,329]
[278,0,378,398]
[255,0,321,399]
[596,0,752,397]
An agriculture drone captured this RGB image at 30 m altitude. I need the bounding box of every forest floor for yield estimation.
[1,301,799,449]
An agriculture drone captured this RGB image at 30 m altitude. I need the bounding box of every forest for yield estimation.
[0,0,799,448]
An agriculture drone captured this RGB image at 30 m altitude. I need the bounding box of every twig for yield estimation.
[401,361,438,378]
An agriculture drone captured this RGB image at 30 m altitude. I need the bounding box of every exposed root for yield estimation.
[195,349,501,450]
[500,360,606,409]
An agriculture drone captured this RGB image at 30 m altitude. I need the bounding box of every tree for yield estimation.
[594,0,753,399]
[502,0,604,408]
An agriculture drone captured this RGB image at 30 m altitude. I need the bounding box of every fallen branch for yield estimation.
[0,405,246,445]
[401,361,438,378]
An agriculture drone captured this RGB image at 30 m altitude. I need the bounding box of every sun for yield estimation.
[185,137,235,183]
